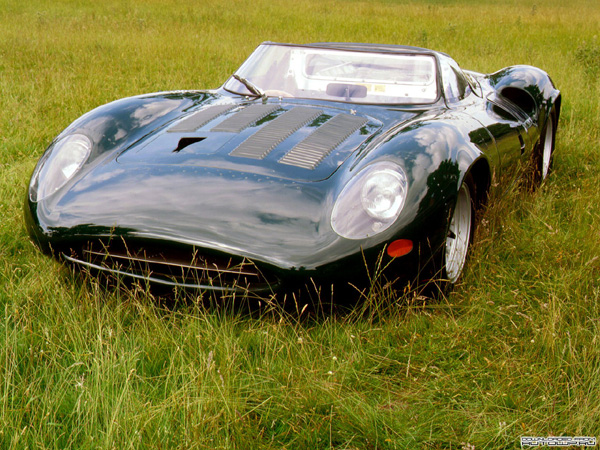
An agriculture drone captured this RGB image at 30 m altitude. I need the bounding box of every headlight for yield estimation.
[29,134,92,202]
[331,162,408,240]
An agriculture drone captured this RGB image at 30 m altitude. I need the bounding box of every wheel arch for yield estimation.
[464,157,491,210]
[551,93,562,125]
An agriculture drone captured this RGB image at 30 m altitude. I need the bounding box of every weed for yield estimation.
[1,0,599,448]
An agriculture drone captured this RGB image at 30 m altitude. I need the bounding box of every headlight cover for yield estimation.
[29,134,92,202]
[331,162,408,240]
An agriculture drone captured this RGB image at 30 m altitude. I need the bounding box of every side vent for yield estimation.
[499,87,536,116]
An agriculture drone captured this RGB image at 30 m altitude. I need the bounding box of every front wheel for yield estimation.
[443,180,474,284]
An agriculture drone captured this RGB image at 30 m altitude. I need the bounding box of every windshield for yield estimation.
[223,44,439,105]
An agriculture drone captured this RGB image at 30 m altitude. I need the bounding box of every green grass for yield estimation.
[1,0,600,448]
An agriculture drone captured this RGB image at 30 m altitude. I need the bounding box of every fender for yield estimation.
[53,91,213,161]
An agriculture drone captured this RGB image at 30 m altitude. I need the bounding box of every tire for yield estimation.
[443,178,475,284]
[535,110,556,184]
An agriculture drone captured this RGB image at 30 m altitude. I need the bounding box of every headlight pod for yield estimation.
[331,162,408,240]
[29,134,92,202]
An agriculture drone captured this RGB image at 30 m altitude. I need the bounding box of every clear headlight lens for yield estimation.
[331,162,408,240]
[361,169,406,220]
[30,134,92,202]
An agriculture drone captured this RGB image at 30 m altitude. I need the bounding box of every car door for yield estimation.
[479,92,533,182]
[439,55,533,183]
[438,55,499,173]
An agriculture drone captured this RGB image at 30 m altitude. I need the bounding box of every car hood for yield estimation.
[36,97,425,269]
[116,99,404,182]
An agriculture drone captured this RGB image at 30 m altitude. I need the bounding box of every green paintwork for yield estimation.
[25,43,561,292]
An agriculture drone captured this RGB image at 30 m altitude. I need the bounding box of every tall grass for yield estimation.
[1,0,600,448]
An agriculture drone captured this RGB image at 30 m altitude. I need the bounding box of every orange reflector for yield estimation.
[387,239,413,258]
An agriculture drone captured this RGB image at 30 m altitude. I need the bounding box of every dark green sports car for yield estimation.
[25,42,561,295]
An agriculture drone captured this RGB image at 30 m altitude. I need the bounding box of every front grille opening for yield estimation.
[64,239,277,293]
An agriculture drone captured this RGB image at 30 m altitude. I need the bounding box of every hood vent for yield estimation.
[168,104,235,133]
[173,137,206,153]
[230,107,323,160]
[279,113,368,170]
[211,104,280,133]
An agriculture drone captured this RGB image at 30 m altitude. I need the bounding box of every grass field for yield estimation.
[1,0,600,448]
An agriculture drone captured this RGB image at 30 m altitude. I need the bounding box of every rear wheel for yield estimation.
[541,114,555,180]
[444,179,474,284]
[534,110,556,184]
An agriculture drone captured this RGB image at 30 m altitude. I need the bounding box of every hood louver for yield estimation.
[123,102,381,178]
[168,104,236,133]
[230,107,323,160]
[279,113,368,170]
[211,104,280,133]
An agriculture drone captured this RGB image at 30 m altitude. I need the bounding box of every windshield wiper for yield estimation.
[233,74,266,100]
